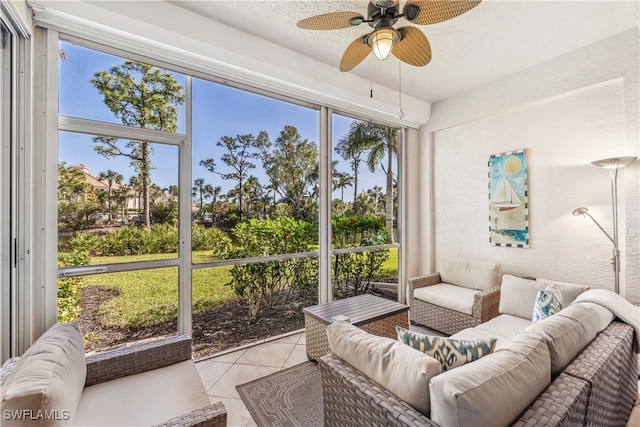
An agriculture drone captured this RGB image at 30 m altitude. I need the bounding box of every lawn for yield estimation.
[81,248,399,329]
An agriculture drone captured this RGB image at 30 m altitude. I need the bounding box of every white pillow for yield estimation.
[326,320,441,415]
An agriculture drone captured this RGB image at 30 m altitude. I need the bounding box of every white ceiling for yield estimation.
[168,0,639,103]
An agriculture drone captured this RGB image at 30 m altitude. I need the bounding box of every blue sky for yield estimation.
[58,41,390,202]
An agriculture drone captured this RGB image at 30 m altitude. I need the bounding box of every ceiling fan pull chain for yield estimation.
[398,61,405,119]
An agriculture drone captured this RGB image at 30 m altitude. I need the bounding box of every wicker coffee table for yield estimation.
[303,294,409,360]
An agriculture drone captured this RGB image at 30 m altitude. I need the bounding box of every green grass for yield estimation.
[380,247,399,279]
[84,251,233,328]
[80,248,399,329]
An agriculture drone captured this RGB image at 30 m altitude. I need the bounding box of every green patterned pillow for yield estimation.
[396,326,497,371]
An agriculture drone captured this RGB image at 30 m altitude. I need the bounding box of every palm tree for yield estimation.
[333,171,354,203]
[338,121,398,242]
[192,178,213,221]
[98,169,123,224]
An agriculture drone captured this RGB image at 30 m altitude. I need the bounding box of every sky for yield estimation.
[58,41,393,203]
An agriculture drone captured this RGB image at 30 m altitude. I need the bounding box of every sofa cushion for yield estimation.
[526,302,614,376]
[1,322,86,427]
[429,332,551,427]
[449,327,512,349]
[413,283,479,315]
[499,275,589,319]
[397,326,496,371]
[439,258,501,291]
[473,314,533,345]
[326,320,441,415]
[75,360,211,426]
[532,284,563,324]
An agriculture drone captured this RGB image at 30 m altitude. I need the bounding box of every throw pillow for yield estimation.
[396,326,497,371]
[532,284,563,324]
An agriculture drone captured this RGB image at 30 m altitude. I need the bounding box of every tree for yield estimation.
[192,178,214,221]
[91,60,184,228]
[263,125,318,220]
[336,138,365,212]
[338,121,397,242]
[98,169,123,224]
[200,132,269,222]
[333,171,354,203]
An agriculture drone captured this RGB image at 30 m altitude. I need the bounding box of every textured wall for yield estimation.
[414,29,639,303]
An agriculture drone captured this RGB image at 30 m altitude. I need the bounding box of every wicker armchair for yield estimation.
[408,259,502,335]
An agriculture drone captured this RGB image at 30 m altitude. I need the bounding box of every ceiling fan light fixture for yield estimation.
[369,28,399,61]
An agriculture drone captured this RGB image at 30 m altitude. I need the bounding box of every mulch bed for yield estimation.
[77,286,306,358]
[78,285,397,358]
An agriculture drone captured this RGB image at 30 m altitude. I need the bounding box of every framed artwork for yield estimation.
[488,149,529,248]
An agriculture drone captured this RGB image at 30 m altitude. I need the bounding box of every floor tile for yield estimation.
[297,333,306,345]
[205,348,248,364]
[195,359,233,391]
[236,341,295,367]
[283,344,309,368]
[208,364,280,399]
[271,332,303,344]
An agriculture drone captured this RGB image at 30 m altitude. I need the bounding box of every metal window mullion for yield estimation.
[397,127,405,304]
[178,76,192,336]
[319,107,332,304]
[59,115,185,146]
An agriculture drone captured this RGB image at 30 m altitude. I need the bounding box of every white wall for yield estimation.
[412,28,639,303]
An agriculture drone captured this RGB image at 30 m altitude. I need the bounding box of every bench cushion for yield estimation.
[429,331,551,427]
[440,258,501,291]
[326,320,441,415]
[1,322,86,426]
[75,360,211,426]
[451,314,532,348]
[413,283,479,315]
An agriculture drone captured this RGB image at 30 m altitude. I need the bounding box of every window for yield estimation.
[53,34,403,356]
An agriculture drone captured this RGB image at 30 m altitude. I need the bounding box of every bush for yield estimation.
[67,224,231,256]
[57,251,91,323]
[225,218,317,321]
[332,215,390,299]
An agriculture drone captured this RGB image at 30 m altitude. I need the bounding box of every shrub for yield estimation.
[225,218,317,321]
[57,251,91,323]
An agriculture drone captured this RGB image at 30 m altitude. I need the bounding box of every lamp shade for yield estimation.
[370,28,399,61]
[591,156,637,169]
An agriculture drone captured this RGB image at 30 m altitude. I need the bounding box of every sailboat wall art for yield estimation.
[488,149,529,248]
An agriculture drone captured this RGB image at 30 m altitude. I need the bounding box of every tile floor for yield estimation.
[195,331,640,427]
[194,330,307,427]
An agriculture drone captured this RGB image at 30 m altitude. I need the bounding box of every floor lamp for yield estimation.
[572,156,637,294]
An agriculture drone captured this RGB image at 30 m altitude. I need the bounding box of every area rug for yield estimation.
[236,361,323,427]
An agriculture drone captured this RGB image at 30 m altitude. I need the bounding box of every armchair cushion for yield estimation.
[0,322,86,426]
[413,283,478,315]
[453,314,532,348]
[75,360,211,426]
[326,320,441,415]
[439,258,501,291]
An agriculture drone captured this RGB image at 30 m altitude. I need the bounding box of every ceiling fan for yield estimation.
[297,0,481,72]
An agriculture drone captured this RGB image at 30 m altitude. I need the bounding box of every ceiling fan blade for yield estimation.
[392,27,432,67]
[340,35,371,72]
[297,12,365,30]
[403,0,481,25]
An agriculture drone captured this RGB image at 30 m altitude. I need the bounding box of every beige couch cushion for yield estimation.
[429,332,551,427]
[499,275,589,319]
[75,360,210,426]
[439,258,501,291]
[453,314,533,348]
[326,320,441,415]
[1,322,86,427]
[526,302,614,375]
[413,283,479,315]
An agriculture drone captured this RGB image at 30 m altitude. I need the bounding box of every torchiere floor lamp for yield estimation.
[573,156,637,295]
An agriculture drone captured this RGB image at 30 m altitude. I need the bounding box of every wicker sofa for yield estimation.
[0,322,226,427]
[408,258,502,335]
[319,282,639,427]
